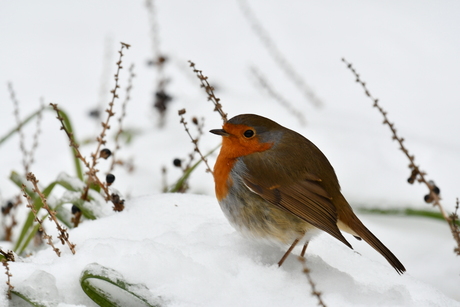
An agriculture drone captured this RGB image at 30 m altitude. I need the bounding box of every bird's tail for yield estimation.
[337,199,406,274]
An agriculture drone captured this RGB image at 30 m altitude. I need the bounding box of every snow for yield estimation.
[5,195,460,306]
[1,0,460,306]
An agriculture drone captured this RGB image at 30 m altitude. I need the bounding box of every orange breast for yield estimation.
[213,123,273,200]
[213,150,235,201]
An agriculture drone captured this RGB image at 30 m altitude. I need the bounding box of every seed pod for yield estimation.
[100,148,112,159]
[407,169,418,184]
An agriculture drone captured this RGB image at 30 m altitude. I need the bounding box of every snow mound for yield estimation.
[6,194,458,306]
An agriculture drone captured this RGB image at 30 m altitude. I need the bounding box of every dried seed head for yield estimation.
[100,148,112,159]
[192,117,198,125]
[1,201,14,215]
[407,169,418,184]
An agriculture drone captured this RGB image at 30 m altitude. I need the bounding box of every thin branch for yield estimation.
[8,83,45,174]
[26,173,76,255]
[188,61,228,123]
[1,254,14,300]
[178,109,213,175]
[299,257,327,307]
[342,58,460,254]
[109,63,135,172]
[21,184,61,256]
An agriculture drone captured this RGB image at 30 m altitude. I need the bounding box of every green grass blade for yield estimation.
[0,106,50,146]
[17,222,43,255]
[10,290,49,307]
[80,263,163,307]
[358,207,460,225]
[54,107,84,180]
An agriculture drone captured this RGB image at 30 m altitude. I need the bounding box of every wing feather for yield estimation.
[244,176,352,248]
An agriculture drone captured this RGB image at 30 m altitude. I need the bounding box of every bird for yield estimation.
[210,114,405,274]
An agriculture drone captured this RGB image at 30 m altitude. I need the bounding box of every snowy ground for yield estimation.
[1,0,460,306]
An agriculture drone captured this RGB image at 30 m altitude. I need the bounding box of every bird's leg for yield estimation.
[278,238,300,267]
[300,241,309,258]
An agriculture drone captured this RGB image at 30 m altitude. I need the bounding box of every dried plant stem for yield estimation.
[21,184,61,256]
[50,103,110,201]
[51,42,129,212]
[25,173,77,255]
[178,109,213,174]
[342,58,460,254]
[1,255,14,300]
[250,66,306,125]
[452,199,460,255]
[145,0,161,63]
[90,42,130,171]
[299,257,327,307]
[110,63,135,172]
[237,0,322,108]
[8,83,44,174]
[188,61,228,123]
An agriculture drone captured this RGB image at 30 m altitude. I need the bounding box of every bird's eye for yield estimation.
[243,129,255,138]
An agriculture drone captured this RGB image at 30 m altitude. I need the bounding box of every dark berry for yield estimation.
[106,174,115,184]
[173,158,182,167]
[424,194,433,203]
[71,205,81,214]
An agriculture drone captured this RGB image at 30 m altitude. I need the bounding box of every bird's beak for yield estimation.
[210,129,229,137]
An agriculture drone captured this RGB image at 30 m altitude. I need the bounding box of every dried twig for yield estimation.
[299,257,327,307]
[188,61,227,123]
[2,196,21,242]
[178,109,213,175]
[237,0,322,107]
[250,66,306,125]
[51,102,126,212]
[1,248,15,300]
[145,0,172,126]
[8,83,44,174]
[1,251,14,300]
[51,43,129,213]
[342,58,460,254]
[21,184,61,256]
[452,199,460,255]
[25,173,76,255]
[109,63,136,172]
[89,42,131,173]
[50,103,109,200]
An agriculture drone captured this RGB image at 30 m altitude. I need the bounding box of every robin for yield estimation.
[210,114,405,274]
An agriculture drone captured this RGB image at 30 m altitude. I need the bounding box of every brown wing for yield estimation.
[243,176,353,249]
